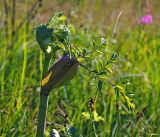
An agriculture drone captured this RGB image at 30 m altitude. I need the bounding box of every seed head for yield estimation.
[88,98,94,111]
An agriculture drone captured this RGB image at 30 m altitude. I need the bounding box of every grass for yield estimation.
[0,0,160,137]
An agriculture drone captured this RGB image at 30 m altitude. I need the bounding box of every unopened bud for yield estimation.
[41,55,79,95]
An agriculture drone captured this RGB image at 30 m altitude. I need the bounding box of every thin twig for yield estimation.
[11,0,16,46]
[16,0,39,33]
[111,11,123,40]
[9,0,41,49]
[3,0,9,41]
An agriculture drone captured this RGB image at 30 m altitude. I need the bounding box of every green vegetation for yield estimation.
[0,0,160,137]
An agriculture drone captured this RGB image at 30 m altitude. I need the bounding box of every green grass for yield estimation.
[0,0,160,137]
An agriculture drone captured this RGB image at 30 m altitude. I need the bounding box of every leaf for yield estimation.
[123,95,135,110]
[105,67,113,74]
[68,23,76,34]
[93,111,104,122]
[97,59,104,69]
[110,52,117,60]
[82,112,90,120]
[116,85,136,111]
[98,70,107,75]
[77,57,85,63]
[59,15,67,22]
[48,12,65,27]
[98,76,108,81]
[90,50,103,56]
[57,43,65,50]
[35,24,54,53]
[115,85,125,93]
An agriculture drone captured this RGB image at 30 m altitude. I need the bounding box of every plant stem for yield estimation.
[42,54,51,77]
[36,54,51,137]
[36,95,49,137]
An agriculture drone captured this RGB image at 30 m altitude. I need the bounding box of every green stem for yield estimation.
[36,54,51,137]
[36,95,49,137]
[42,54,51,77]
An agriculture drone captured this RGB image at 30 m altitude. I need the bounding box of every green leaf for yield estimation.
[36,24,54,53]
[115,85,125,93]
[97,59,104,69]
[59,15,67,22]
[116,85,136,111]
[57,42,65,50]
[110,52,117,60]
[93,110,104,122]
[90,50,103,56]
[105,67,113,74]
[98,70,107,75]
[77,57,85,63]
[82,112,90,120]
[98,76,108,81]
[123,95,135,110]
[68,23,76,34]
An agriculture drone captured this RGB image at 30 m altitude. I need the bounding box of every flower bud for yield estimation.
[41,55,79,95]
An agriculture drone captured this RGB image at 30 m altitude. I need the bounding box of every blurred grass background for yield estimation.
[0,0,160,136]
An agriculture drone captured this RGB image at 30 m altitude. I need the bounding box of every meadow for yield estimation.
[0,0,160,137]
